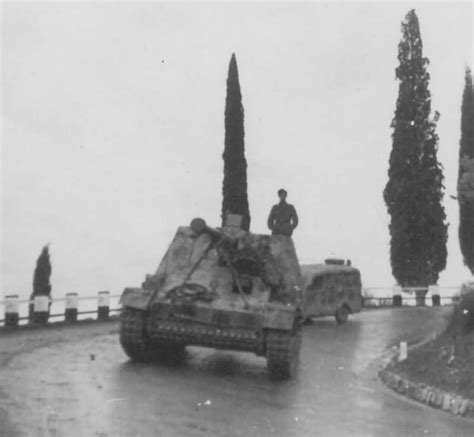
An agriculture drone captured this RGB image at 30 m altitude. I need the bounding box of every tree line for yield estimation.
[29,9,473,303]
[223,9,473,294]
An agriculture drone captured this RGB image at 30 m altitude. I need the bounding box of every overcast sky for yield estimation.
[1,1,473,299]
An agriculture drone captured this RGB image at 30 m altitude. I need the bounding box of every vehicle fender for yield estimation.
[263,303,296,330]
[120,287,151,311]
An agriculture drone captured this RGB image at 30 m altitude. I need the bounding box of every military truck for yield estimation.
[119,217,303,379]
[301,258,362,324]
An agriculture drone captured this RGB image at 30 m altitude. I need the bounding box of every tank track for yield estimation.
[266,327,302,380]
[120,307,155,362]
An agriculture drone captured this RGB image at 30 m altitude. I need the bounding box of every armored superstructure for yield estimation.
[119,217,303,379]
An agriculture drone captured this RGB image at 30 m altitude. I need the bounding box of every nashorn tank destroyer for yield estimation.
[119,216,303,379]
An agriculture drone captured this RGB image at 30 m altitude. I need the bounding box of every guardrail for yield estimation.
[362,295,458,308]
[0,292,122,327]
[362,285,460,308]
[0,285,463,327]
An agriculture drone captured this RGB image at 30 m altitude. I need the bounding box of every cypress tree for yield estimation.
[383,10,448,288]
[29,244,52,323]
[33,244,52,296]
[222,53,250,230]
[458,66,474,274]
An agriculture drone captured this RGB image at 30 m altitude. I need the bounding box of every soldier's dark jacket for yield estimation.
[267,203,299,237]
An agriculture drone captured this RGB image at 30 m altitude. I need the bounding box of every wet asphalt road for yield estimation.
[1,308,473,437]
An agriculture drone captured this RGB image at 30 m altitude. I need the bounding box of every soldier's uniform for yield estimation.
[267,202,299,237]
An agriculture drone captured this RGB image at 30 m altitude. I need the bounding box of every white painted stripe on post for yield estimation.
[65,293,78,309]
[392,285,402,296]
[98,291,110,307]
[399,341,408,362]
[34,296,49,312]
[5,295,19,314]
[429,285,440,296]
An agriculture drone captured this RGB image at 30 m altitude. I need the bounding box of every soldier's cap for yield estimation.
[278,188,287,196]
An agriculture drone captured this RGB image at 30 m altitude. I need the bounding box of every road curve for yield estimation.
[1,308,473,437]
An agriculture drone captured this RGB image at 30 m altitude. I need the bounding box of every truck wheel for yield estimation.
[266,327,302,380]
[120,307,154,362]
[335,305,350,325]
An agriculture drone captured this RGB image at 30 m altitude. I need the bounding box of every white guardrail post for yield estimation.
[5,295,19,327]
[98,291,110,321]
[33,295,50,324]
[415,287,427,307]
[392,285,402,307]
[65,292,78,322]
[399,341,408,362]
[429,285,440,306]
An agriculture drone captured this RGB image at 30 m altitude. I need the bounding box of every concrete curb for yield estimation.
[378,367,474,419]
[377,308,474,420]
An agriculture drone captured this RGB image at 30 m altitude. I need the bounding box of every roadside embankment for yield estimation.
[379,297,474,419]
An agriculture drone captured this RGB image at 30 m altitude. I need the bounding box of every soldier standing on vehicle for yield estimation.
[267,188,299,237]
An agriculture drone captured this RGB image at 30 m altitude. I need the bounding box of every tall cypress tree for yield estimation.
[458,66,474,274]
[383,10,448,288]
[29,244,52,322]
[33,245,52,296]
[222,53,250,230]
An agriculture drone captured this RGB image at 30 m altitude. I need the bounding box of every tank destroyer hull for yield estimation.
[119,219,303,379]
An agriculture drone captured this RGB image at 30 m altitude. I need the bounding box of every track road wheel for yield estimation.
[335,305,350,325]
[120,307,154,362]
[266,327,302,380]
